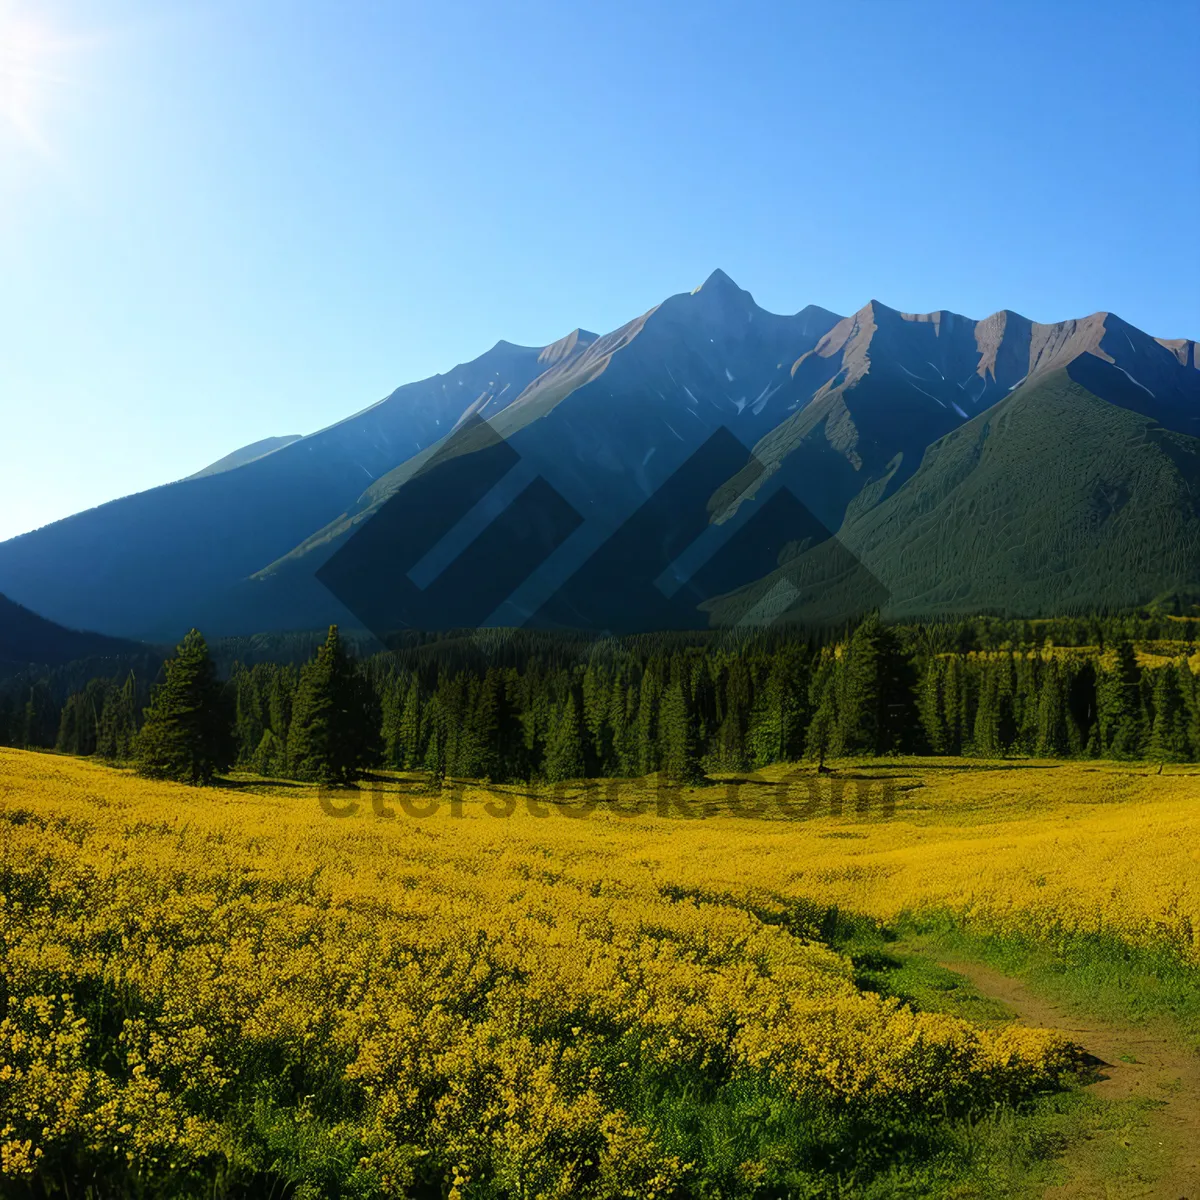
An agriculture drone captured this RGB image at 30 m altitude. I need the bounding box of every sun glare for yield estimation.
[0,5,75,160]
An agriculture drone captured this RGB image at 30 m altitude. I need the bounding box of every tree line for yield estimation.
[3,611,1199,786]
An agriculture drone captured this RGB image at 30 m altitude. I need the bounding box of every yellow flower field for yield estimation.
[1,749,1195,1196]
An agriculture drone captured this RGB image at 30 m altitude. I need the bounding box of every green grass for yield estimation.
[898,913,1200,1054]
[741,900,1200,1198]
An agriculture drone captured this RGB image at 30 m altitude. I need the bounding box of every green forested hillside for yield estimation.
[849,372,1200,617]
[709,372,1200,625]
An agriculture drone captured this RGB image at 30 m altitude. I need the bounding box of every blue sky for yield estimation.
[1,0,1196,543]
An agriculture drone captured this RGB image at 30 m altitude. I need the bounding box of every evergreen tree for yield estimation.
[518,666,552,779]
[635,667,662,775]
[97,673,139,760]
[660,672,703,783]
[398,673,423,769]
[288,625,380,784]
[54,680,108,757]
[996,653,1018,752]
[1097,640,1145,759]
[919,657,948,753]
[831,614,913,755]
[1148,664,1192,762]
[714,659,751,771]
[610,672,640,777]
[55,692,85,755]
[19,681,56,748]
[252,727,287,776]
[971,662,1001,757]
[380,673,405,768]
[748,646,808,766]
[1034,658,1068,758]
[231,664,266,766]
[267,665,297,772]
[1013,655,1041,755]
[941,655,967,755]
[544,690,586,782]
[135,630,233,784]
[804,656,837,764]
[581,663,613,775]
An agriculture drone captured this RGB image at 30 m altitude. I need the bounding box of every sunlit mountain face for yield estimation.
[0,270,1196,640]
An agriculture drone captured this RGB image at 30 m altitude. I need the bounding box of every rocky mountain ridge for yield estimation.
[1,270,1195,638]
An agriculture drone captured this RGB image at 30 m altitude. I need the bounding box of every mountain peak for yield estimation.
[538,327,599,365]
[692,268,743,296]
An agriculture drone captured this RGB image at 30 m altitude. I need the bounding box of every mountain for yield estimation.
[0,337,568,638]
[0,270,1195,638]
[185,435,303,479]
[704,370,1200,626]
[0,592,143,671]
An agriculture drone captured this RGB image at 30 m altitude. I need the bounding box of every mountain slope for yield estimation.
[0,592,143,670]
[257,270,844,576]
[0,337,588,638]
[845,370,1200,617]
[261,282,1199,635]
[705,371,1200,624]
[0,271,1195,638]
[185,435,303,479]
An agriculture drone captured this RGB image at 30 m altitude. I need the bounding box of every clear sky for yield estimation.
[1,0,1197,543]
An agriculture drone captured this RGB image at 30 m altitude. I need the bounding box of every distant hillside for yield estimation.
[0,593,144,671]
[185,435,303,479]
[704,371,1200,625]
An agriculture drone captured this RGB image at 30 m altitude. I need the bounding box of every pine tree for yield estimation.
[468,672,503,780]
[398,674,423,769]
[748,647,808,766]
[512,665,549,779]
[804,656,837,764]
[1013,655,1041,755]
[252,727,286,776]
[380,673,405,769]
[288,625,380,784]
[919,657,948,753]
[941,655,966,755]
[996,652,1018,752]
[972,662,1000,757]
[55,682,107,757]
[581,663,612,775]
[97,673,139,760]
[1097,640,1145,759]
[829,614,912,756]
[1034,658,1068,758]
[1148,664,1192,762]
[660,672,703,784]
[55,692,85,755]
[19,682,56,748]
[635,668,662,775]
[267,665,297,772]
[714,658,751,771]
[422,688,449,779]
[544,690,586,782]
[605,673,631,776]
[231,664,266,766]
[135,630,233,784]
[835,616,882,756]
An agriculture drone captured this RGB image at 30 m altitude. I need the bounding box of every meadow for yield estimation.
[1,749,1197,1197]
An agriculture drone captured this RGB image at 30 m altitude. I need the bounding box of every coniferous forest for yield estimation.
[4,610,1200,784]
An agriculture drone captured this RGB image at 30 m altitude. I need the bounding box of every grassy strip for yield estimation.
[785,904,1199,1198]
[895,912,1200,1052]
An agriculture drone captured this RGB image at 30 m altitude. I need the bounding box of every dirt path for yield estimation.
[939,955,1200,1199]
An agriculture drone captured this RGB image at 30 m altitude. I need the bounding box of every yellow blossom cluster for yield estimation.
[0,751,1140,1194]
